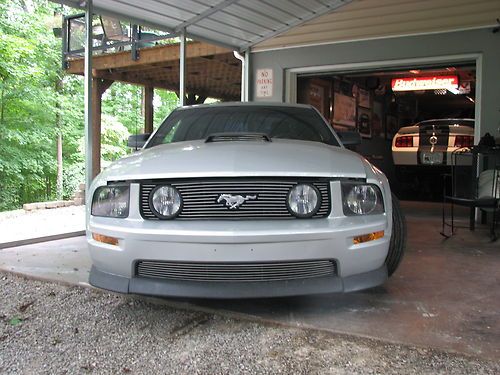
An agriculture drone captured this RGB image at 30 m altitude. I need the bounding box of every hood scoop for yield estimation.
[205,133,272,143]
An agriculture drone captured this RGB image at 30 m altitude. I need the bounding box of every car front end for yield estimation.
[87,103,397,298]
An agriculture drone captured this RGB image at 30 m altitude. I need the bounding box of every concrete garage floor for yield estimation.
[0,202,498,361]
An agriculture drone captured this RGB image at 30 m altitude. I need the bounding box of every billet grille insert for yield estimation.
[136,259,337,282]
[140,179,331,220]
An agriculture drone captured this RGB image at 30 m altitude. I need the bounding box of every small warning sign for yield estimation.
[256,69,273,98]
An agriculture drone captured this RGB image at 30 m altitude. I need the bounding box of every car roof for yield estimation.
[177,101,314,111]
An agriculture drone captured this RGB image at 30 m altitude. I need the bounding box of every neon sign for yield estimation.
[391,76,459,91]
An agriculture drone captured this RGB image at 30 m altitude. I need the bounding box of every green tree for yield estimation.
[102,83,179,134]
[153,89,179,126]
[101,114,129,162]
[0,0,183,211]
[0,0,62,210]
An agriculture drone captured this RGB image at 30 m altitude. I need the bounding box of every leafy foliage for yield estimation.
[0,0,61,210]
[0,0,179,211]
[101,114,130,162]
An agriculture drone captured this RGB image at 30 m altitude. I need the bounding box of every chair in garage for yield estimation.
[441,147,500,241]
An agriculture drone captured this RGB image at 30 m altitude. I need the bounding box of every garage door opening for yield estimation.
[295,63,477,201]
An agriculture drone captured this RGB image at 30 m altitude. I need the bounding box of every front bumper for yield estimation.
[392,147,468,167]
[89,264,388,298]
[87,182,391,298]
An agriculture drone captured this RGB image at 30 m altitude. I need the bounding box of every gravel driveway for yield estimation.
[0,273,498,375]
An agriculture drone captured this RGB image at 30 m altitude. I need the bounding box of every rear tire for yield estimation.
[385,194,406,276]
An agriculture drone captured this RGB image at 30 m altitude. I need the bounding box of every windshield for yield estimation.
[146,105,340,148]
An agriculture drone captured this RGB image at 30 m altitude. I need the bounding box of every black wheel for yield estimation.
[385,194,406,276]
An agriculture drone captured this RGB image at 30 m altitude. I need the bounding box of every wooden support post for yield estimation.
[179,29,186,106]
[91,77,114,179]
[144,85,154,134]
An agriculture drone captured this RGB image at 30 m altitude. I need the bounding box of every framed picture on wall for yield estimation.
[332,93,356,127]
[357,107,372,138]
[297,78,331,119]
[307,84,325,114]
[358,88,371,108]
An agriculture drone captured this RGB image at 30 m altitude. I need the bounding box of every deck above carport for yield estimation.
[65,42,242,101]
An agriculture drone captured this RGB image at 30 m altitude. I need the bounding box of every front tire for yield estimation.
[385,194,406,276]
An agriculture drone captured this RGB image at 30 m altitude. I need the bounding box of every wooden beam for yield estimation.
[144,86,154,134]
[66,42,231,74]
[91,77,114,178]
[91,70,240,100]
[93,71,172,91]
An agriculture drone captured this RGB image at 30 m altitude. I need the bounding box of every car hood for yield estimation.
[98,139,367,182]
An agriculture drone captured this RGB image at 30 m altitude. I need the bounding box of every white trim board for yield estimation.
[252,25,495,53]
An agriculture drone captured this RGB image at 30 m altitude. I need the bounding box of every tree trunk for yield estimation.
[56,131,63,199]
[55,79,63,200]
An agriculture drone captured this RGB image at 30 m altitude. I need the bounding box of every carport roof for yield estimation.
[54,0,352,51]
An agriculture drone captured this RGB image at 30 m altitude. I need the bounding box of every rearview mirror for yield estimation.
[338,131,362,146]
[128,133,151,150]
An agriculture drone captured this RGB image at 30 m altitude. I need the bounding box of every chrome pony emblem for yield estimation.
[217,194,257,209]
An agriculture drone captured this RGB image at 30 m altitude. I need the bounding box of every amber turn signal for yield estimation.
[353,231,384,245]
[92,233,119,246]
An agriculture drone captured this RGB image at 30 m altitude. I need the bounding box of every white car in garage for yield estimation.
[87,103,405,298]
[392,118,474,167]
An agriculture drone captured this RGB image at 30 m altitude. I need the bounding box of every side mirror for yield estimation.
[338,131,362,146]
[127,133,151,150]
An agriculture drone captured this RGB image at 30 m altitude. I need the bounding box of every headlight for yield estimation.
[91,185,129,218]
[341,183,384,215]
[150,185,182,219]
[287,184,321,218]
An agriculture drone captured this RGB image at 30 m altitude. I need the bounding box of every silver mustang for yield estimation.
[87,103,405,298]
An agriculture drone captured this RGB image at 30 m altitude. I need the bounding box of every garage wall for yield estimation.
[253,0,500,52]
[250,28,500,138]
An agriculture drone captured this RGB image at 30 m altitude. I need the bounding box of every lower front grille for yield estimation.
[135,259,337,283]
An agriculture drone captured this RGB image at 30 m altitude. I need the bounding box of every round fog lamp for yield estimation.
[150,185,182,219]
[346,185,377,214]
[288,184,320,218]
